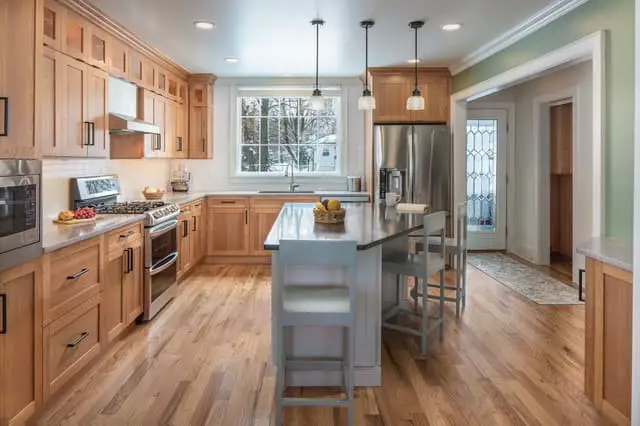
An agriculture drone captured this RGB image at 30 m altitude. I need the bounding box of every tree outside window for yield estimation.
[239,95,340,174]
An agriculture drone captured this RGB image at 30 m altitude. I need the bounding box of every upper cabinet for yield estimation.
[87,26,108,69]
[107,36,128,79]
[370,68,451,124]
[188,74,215,159]
[0,0,38,159]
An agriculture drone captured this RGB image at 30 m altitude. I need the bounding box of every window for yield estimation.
[237,90,342,175]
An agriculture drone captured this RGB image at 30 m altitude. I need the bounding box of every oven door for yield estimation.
[144,220,178,320]
[0,174,40,256]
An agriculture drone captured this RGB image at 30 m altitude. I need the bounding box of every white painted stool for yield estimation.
[274,239,358,426]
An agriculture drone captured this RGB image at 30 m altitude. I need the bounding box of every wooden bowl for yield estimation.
[141,189,165,200]
[313,208,346,224]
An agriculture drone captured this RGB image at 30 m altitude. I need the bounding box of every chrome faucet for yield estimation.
[284,161,299,192]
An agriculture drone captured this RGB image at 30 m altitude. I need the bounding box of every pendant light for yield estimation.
[358,20,376,110]
[406,20,425,111]
[309,19,325,110]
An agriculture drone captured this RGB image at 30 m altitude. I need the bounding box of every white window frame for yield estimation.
[230,84,348,179]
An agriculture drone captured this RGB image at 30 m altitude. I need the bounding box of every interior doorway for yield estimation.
[549,101,573,280]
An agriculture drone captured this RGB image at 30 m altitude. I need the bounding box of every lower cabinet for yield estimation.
[207,198,251,257]
[585,258,632,425]
[177,210,192,277]
[103,238,143,343]
[43,295,101,402]
[0,259,41,426]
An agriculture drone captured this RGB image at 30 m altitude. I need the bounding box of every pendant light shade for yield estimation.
[406,20,425,111]
[358,20,376,111]
[310,19,325,110]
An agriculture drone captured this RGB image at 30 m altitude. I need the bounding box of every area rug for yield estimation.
[467,253,583,305]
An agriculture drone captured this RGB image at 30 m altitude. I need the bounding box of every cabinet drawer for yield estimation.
[44,295,101,400]
[191,200,204,216]
[107,222,144,254]
[207,197,249,208]
[44,238,101,324]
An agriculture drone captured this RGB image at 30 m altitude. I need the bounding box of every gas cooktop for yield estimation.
[95,201,181,227]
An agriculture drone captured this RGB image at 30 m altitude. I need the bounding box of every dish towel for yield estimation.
[396,203,428,213]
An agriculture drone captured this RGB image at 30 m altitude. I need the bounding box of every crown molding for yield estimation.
[59,0,191,79]
[450,0,591,75]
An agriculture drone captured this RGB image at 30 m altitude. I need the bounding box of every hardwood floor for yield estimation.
[33,264,613,425]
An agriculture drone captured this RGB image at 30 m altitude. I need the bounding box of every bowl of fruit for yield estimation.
[54,207,99,225]
[313,199,346,224]
[142,186,165,200]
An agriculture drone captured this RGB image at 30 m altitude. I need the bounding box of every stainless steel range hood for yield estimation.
[108,77,160,135]
[109,112,160,135]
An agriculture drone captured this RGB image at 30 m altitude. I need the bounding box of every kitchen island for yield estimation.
[265,203,424,386]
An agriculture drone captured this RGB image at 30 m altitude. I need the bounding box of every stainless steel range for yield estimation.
[70,175,180,320]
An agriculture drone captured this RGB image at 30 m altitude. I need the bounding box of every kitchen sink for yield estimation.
[257,190,316,194]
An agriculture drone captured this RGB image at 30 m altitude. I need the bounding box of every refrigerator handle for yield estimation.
[409,126,415,204]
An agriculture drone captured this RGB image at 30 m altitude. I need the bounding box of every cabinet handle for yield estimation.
[119,231,135,239]
[67,331,90,348]
[91,122,96,146]
[220,200,236,204]
[202,138,205,153]
[245,209,248,225]
[578,268,586,302]
[193,216,197,232]
[0,97,8,137]
[67,268,89,280]
[128,248,134,273]
[183,219,188,237]
[177,136,183,152]
[0,294,6,334]
[83,122,92,146]
[122,249,129,274]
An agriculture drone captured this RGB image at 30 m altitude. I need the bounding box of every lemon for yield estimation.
[315,202,327,211]
[327,200,341,211]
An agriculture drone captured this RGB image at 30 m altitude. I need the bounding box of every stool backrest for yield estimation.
[277,239,358,313]
[422,211,447,271]
[456,202,468,249]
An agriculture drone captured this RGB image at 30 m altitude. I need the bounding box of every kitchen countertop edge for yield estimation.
[576,237,633,272]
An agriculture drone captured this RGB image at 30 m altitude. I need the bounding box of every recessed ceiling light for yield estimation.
[194,20,215,30]
[442,23,462,31]
[224,57,240,63]
[407,58,421,64]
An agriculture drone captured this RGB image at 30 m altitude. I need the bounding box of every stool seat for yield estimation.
[283,286,350,314]
[383,252,445,278]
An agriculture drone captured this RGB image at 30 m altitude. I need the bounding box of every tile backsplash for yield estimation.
[43,158,170,217]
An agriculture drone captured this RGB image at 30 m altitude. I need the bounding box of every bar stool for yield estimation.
[274,239,358,426]
[382,211,447,356]
[424,202,468,318]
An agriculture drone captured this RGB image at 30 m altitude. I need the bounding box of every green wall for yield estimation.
[453,0,635,239]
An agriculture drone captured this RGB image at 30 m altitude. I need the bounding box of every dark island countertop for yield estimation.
[264,203,424,251]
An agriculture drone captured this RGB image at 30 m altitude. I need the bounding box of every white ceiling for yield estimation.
[89,0,556,77]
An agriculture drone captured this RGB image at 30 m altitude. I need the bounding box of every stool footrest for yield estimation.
[282,397,351,408]
[383,318,442,338]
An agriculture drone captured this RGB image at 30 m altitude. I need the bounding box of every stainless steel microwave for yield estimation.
[0,159,42,271]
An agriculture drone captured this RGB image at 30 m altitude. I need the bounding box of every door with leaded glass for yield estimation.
[466,109,508,250]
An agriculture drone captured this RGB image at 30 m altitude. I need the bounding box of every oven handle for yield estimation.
[150,252,178,276]
[148,220,178,238]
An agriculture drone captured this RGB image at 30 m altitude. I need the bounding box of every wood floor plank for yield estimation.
[33,264,613,426]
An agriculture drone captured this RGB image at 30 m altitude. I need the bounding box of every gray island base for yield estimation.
[266,203,425,387]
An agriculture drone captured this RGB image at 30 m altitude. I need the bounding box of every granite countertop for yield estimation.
[163,190,369,206]
[43,214,144,253]
[577,237,633,272]
[263,203,423,251]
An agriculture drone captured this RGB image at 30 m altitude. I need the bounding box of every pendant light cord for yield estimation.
[365,25,369,90]
[315,22,320,90]
[414,25,418,90]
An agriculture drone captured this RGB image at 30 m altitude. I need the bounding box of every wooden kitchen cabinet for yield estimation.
[173,103,188,158]
[61,9,89,62]
[0,259,41,426]
[178,201,205,279]
[107,36,128,79]
[141,56,156,90]
[87,25,108,70]
[189,106,212,159]
[40,48,110,158]
[370,68,451,124]
[177,210,192,277]
[585,258,632,425]
[207,199,250,256]
[43,0,64,50]
[104,235,143,344]
[191,201,205,263]
[0,0,38,159]
[164,100,176,158]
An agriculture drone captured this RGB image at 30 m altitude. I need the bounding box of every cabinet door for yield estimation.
[190,209,203,263]
[164,100,175,158]
[156,68,167,95]
[154,95,166,156]
[410,73,451,123]
[40,47,60,157]
[141,56,156,90]
[139,90,158,157]
[104,250,126,343]
[0,260,40,426]
[173,104,188,158]
[86,67,109,158]
[87,26,108,70]
[43,0,64,49]
[0,0,37,159]
[61,10,88,62]
[107,36,128,79]
[189,106,212,159]
[123,242,143,324]
[58,54,88,157]
[372,74,411,123]
[128,50,143,85]
[190,82,211,107]
[178,215,192,274]
[250,206,282,256]
[207,207,250,256]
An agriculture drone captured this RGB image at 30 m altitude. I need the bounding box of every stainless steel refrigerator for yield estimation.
[374,124,452,222]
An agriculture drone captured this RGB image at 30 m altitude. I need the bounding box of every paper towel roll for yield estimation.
[395,203,428,213]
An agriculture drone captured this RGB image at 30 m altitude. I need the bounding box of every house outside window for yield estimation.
[236,88,343,175]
